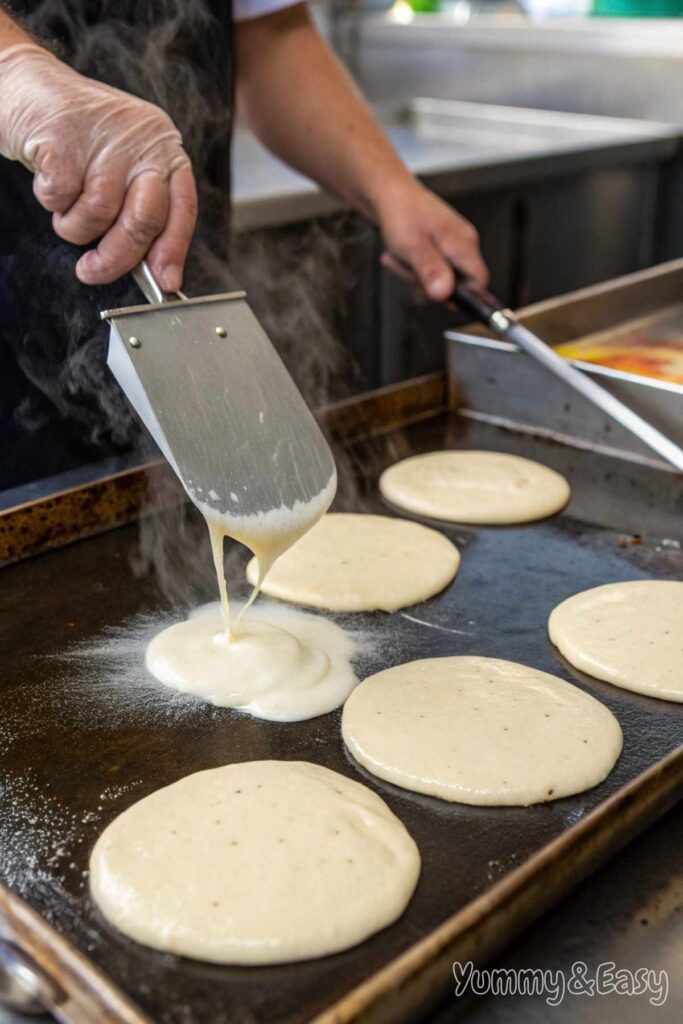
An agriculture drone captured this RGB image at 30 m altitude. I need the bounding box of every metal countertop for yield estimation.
[358,14,683,60]
[231,100,680,231]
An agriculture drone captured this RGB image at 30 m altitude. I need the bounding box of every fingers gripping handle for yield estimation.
[451,279,515,334]
[132,260,186,305]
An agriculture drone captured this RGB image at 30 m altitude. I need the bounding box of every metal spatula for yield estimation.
[452,280,683,473]
[101,262,337,526]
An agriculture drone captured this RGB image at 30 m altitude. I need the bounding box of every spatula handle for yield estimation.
[132,261,186,305]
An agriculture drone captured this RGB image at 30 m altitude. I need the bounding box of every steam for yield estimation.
[135,215,369,608]
[6,0,373,607]
[229,215,361,409]
[6,0,234,463]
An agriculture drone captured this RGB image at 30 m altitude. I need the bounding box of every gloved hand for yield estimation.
[0,43,197,291]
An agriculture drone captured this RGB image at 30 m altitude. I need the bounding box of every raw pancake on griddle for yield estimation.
[379,450,570,524]
[145,601,358,722]
[342,656,622,806]
[90,761,420,964]
[246,512,460,613]
[549,580,683,703]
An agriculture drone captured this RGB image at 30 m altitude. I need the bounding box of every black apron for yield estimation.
[0,1,235,489]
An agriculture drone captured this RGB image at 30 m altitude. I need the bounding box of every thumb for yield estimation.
[409,239,455,302]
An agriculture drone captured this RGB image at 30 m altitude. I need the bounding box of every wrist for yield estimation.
[0,41,57,70]
[367,172,425,227]
[0,44,64,162]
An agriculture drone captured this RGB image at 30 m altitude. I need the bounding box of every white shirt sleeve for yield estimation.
[233,0,302,22]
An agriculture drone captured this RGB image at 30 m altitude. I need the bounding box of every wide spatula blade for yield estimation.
[103,290,337,536]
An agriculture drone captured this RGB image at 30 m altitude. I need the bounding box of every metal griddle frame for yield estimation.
[1,364,682,1023]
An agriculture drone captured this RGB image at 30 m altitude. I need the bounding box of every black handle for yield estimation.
[451,279,504,327]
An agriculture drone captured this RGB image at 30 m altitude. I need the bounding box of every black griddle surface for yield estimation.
[1,413,681,1024]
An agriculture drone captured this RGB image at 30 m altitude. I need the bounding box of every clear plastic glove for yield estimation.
[0,43,197,291]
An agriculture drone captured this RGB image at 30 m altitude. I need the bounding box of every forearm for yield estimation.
[235,4,414,223]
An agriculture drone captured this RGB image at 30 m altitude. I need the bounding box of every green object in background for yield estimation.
[593,0,683,15]
[408,0,440,11]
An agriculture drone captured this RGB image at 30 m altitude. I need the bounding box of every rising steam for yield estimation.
[5,0,369,606]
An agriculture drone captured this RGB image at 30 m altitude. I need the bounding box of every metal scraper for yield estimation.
[451,279,683,473]
[101,261,337,535]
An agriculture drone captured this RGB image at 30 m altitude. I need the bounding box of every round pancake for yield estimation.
[549,580,683,703]
[342,656,622,806]
[379,450,570,524]
[246,513,460,613]
[90,761,420,964]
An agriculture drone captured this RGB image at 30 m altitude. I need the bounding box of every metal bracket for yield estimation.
[0,940,64,1015]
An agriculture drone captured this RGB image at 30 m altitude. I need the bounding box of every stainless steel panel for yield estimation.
[231,99,679,231]
[394,97,675,151]
[355,19,683,126]
[446,333,683,460]
[445,259,683,462]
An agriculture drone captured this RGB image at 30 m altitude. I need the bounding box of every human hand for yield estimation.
[0,44,197,291]
[377,182,489,302]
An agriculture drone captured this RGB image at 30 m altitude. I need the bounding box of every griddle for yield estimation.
[0,374,682,1024]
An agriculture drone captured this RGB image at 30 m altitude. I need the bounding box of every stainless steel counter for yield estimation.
[231,99,679,231]
[351,15,683,125]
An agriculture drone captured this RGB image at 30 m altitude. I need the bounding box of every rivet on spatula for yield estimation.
[129,336,141,348]
[215,326,228,338]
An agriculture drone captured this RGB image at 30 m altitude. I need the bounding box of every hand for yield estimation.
[0,44,197,291]
[377,182,489,302]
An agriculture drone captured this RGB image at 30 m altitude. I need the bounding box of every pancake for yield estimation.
[549,580,683,702]
[342,656,622,806]
[90,761,420,964]
[246,512,460,613]
[379,450,570,524]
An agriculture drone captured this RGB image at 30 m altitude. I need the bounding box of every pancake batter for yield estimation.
[342,656,622,806]
[379,451,570,525]
[549,580,683,703]
[197,472,336,635]
[246,512,460,613]
[90,761,421,964]
[145,454,337,722]
[146,601,358,721]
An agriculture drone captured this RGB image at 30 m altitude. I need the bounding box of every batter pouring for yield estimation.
[146,600,358,722]
[145,468,351,722]
[199,478,336,636]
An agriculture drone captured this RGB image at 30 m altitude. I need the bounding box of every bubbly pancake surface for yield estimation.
[90,761,421,964]
[342,656,622,806]
[246,512,460,613]
[379,450,570,524]
[146,602,358,722]
[549,580,683,703]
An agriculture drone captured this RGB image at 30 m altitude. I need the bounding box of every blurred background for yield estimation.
[233,0,683,390]
[2,0,682,499]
